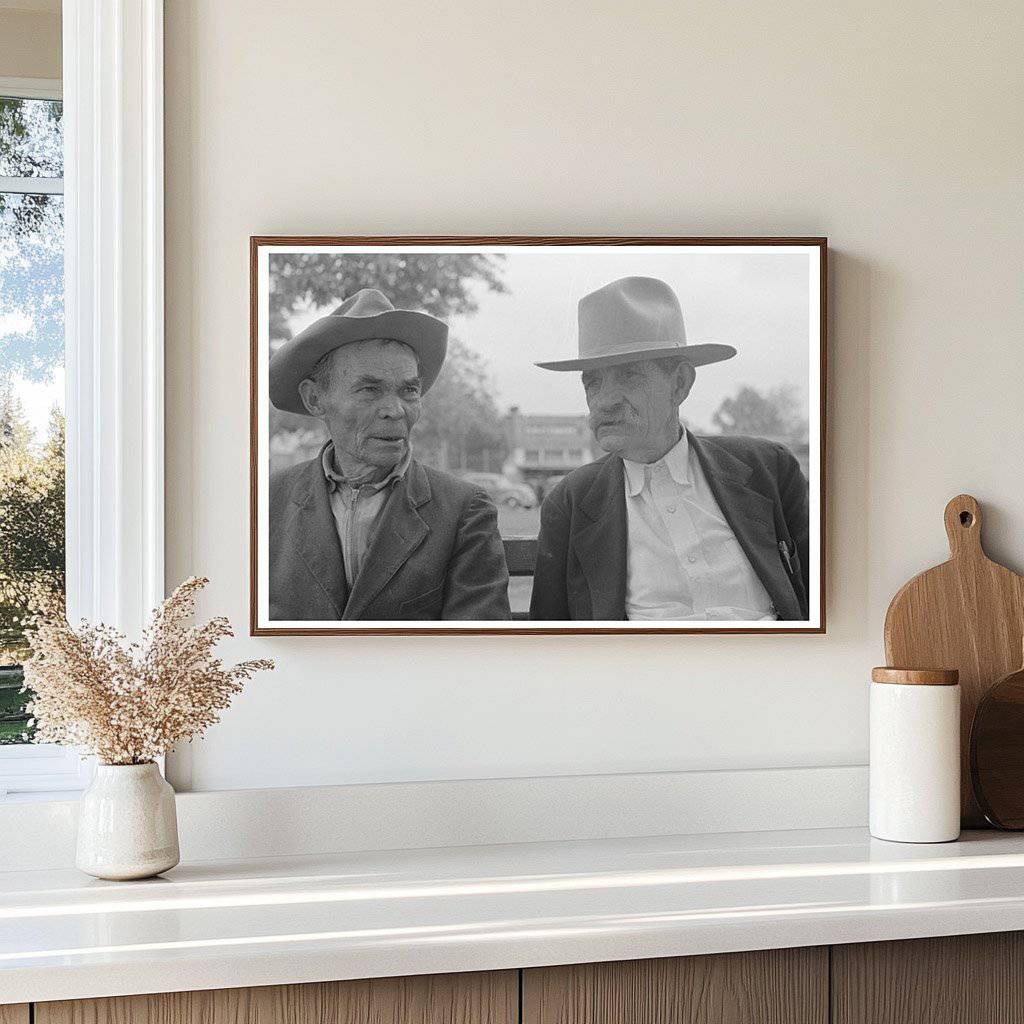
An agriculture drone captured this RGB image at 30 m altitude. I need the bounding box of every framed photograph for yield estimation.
[250,236,826,635]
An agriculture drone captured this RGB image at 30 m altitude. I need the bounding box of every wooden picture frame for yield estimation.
[250,236,827,635]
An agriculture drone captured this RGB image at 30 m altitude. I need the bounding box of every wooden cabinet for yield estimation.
[833,932,1024,1024]
[522,948,827,1024]
[34,971,517,1024]
[17,932,1024,1024]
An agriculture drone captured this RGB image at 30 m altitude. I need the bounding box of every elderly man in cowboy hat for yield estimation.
[268,288,510,621]
[530,276,809,622]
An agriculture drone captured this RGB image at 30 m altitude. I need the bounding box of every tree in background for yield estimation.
[1,95,66,742]
[412,339,505,470]
[268,253,508,472]
[0,393,65,659]
[0,97,64,384]
[0,395,65,744]
[0,88,65,629]
[268,252,506,339]
[711,383,808,442]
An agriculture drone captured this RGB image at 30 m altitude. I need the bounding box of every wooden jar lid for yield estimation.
[871,667,960,686]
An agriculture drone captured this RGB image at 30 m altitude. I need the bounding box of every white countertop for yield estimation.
[4,826,1024,1004]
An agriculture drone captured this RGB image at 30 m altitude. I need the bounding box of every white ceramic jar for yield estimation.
[76,762,180,880]
[870,667,960,843]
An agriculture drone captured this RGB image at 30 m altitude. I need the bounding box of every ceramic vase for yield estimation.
[76,762,180,880]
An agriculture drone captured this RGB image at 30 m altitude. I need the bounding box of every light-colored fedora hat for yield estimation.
[535,276,736,372]
[269,288,448,415]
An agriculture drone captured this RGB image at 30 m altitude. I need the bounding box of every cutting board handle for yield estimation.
[944,493,983,559]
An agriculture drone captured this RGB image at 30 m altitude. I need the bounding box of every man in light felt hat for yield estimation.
[268,288,510,621]
[529,276,809,622]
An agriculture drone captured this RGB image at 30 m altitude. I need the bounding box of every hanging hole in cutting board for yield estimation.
[960,511,974,527]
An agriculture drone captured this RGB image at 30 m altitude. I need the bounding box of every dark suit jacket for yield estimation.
[269,455,511,621]
[530,434,810,621]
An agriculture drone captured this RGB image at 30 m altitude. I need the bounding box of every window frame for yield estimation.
[0,76,60,101]
[0,0,165,800]
[0,75,63,194]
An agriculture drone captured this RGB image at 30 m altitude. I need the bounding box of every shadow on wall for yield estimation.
[828,249,872,638]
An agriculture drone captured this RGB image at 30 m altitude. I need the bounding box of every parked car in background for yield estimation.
[462,472,538,509]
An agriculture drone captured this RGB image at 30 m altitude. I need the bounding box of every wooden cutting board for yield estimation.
[884,494,1024,827]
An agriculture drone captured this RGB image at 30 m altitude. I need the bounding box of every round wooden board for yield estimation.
[971,664,1024,829]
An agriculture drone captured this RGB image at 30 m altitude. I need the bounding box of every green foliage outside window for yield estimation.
[1,95,65,744]
[0,394,64,743]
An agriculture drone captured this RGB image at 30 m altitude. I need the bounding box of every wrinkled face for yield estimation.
[582,359,692,461]
[299,339,422,471]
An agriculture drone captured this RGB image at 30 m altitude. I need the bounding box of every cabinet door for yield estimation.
[523,948,828,1024]
[833,932,1024,1024]
[0,1007,29,1024]
[36,970,517,1024]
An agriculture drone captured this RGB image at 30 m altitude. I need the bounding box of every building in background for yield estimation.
[501,406,809,503]
[503,407,596,498]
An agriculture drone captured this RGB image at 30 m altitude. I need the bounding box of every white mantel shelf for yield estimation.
[4,826,1024,1004]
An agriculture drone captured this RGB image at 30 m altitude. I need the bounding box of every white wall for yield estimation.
[0,3,60,80]
[164,0,1024,792]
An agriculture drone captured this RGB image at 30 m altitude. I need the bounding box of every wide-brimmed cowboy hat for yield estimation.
[269,288,448,415]
[535,276,736,372]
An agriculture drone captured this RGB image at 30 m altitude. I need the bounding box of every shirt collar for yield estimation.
[321,441,412,493]
[622,428,690,497]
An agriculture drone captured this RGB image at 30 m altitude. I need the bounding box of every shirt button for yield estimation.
[666,505,676,513]
[687,553,697,564]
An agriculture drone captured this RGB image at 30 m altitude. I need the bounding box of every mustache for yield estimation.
[589,405,641,430]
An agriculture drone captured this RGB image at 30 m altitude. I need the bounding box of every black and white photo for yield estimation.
[250,238,825,634]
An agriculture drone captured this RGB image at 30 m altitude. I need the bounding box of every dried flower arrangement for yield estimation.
[22,577,273,765]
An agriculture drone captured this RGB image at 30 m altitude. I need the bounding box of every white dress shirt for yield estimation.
[622,431,776,621]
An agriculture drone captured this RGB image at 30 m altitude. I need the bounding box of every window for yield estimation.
[544,449,563,462]
[525,449,540,463]
[1,12,166,799]
[0,79,76,797]
[0,86,65,734]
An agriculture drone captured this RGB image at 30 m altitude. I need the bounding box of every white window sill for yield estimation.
[0,744,93,801]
